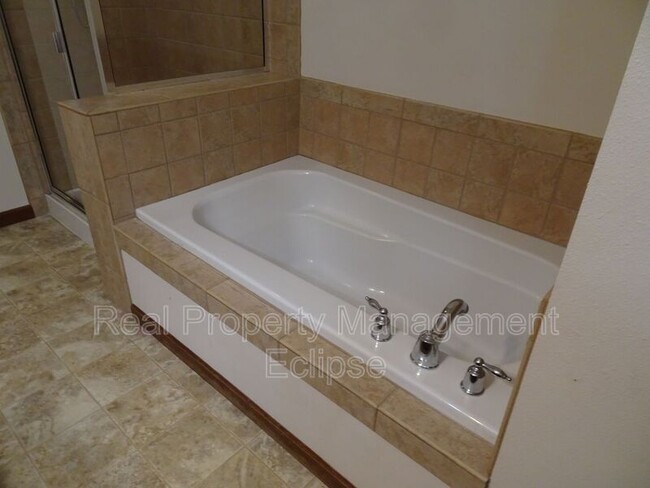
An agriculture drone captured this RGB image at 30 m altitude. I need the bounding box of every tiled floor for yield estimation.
[0,217,325,488]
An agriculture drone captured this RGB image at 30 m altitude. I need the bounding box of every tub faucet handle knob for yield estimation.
[365,296,388,315]
[461,357,512,395]
[474,357,512,382]
[365,296,391,342]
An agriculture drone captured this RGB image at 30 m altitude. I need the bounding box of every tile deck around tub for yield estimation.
[0,216,321,488]
[115,217,496,487]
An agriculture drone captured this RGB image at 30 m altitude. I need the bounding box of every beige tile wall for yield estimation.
[299,78,601,246]
[87,79,299,222]
[59,75,299,307]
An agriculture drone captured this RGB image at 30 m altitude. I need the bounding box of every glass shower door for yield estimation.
[1,0,104,209]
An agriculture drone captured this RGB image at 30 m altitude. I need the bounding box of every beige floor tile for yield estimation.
[0,318,41,361]
[248,432,314,487]
[2,375,99,450]
[30,410,130,488]
[0,242,35,268]
[27,295,97,342]
[106,374,198,448]
[304,477,328,488]
[1,217,62,242]
[0,257,56,293]
[197,448,287,488]
[58,260,104,291]
[77,342,160,405]
[42,241,94,269]
[6,275,78,314]
[81,287,114,306]
[0,452,45,487]
[142,408,242,488]
[0,292,17,320]
[164,359,219,404]
[49,321,126,372]
[26,226,81,256]
[0,416,21,464]
[133,334,180,370]
[85,447,167,488]
[0,342,68,409]
[205,392,262,443]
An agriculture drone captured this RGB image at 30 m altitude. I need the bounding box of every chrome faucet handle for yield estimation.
[474,357,512,382]
[365,296,388,315]
[460,357,512,395]
[365,296,391,342]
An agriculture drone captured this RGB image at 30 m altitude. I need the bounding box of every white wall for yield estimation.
[491,3,650,486]
[302,0,647,136]
[0,115,28,212]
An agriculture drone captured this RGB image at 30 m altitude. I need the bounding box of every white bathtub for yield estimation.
[137,156,564,442]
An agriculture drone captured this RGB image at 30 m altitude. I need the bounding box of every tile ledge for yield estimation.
[59,72,296,116]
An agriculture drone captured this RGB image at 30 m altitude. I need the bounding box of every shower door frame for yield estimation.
[0,0,87,212]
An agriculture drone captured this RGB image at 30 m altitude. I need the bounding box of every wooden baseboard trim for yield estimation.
[0,205,34,229]
[131,305,354,488]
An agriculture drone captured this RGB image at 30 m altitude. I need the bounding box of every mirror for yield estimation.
[94,0,265,88]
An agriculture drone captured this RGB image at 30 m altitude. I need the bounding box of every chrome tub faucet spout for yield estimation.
[410,299,469,369]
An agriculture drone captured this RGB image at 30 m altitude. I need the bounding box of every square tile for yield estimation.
[199,110,233,151]
[363,150,395,186]
[25,295,95,341]
[431,130,474,175]
[425,169,465,208]
[106,374,198,447]
[509,150,562,201]
[162,117,201,162]
[248,432,313,487]
[130,165,172,208]
[169,156,205,195]
[204,147,235,184]
[393,159,428,196]
[204,391,261,443]
[0,453,45,487]
[49,321,126,372]
[0,416,21,463]
[0,258,54,294]
[2,374,98,449]
[141,408,241,488]
[122,125,167,173]
[365,113,401,155]
[339,106,369,146]
[77,342,160,405]
[30,410,130,487]
[499,192,549,235]
[232,104,261,143]
[459,180,504,222]
[467,139,516,187]
[96,132,127,179]
[6,275,78,314]
[397,121,435,165]
[0,342,68,409]
[85,447,167,488]
[554,159,593,209]
[0,317,41,361]
[0,241,35,268]
[261,98,288,136]
[196,448,285,488]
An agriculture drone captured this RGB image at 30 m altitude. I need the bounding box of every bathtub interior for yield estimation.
[192,167,561,367]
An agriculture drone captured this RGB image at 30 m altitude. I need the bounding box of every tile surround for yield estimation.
[300,77,601,245]
[116,217,495,486]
